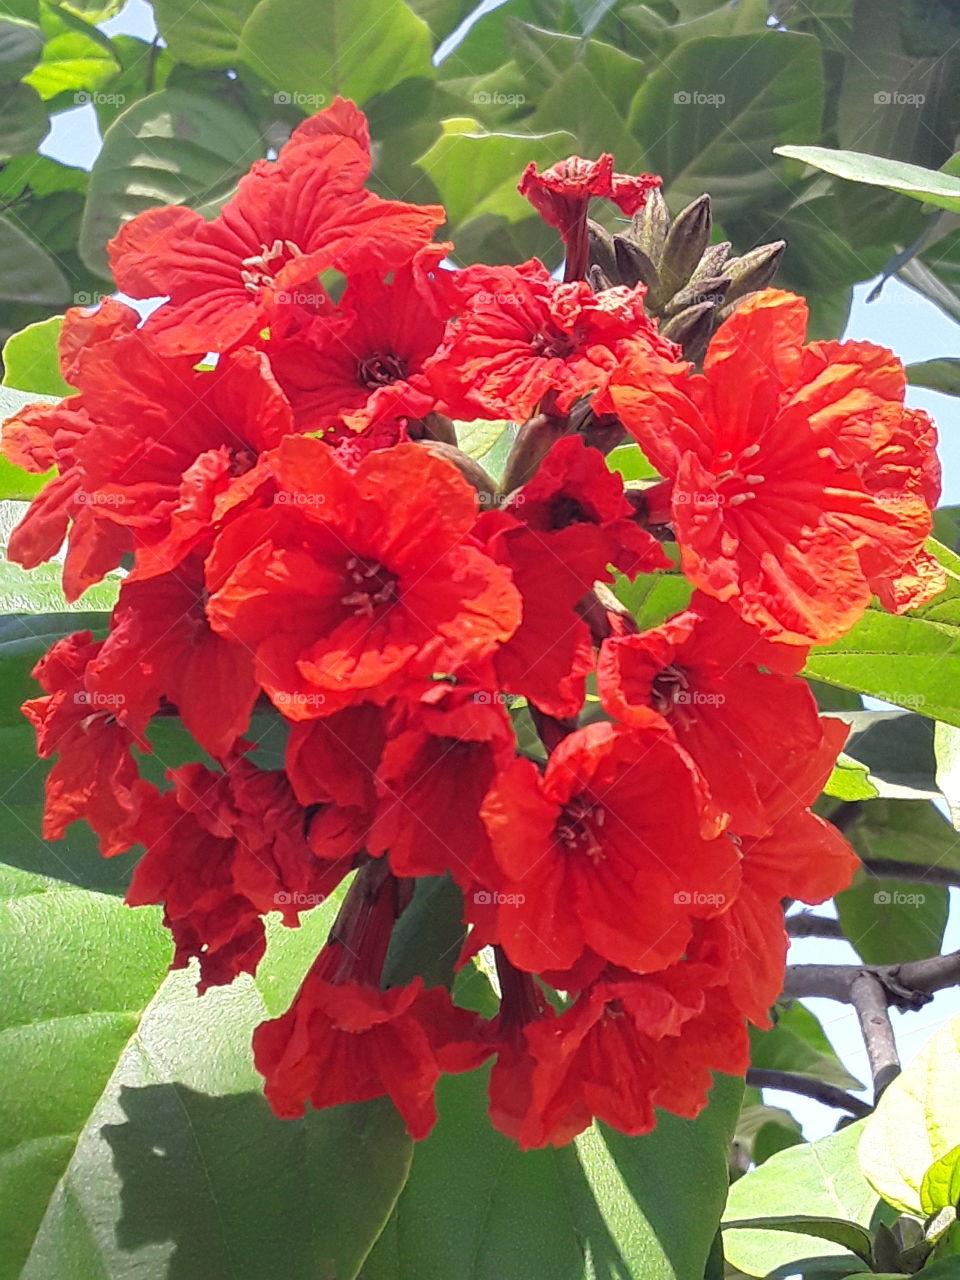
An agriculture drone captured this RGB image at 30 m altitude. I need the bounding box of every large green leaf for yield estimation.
[842,798,960,873]
[0,387,56,499]
[365,1068,743,1280]
[804,612,960,730]
[2,316,71,396]
[836,873,948,965]
[860,1015,960,1217]
[238,0,433,105]
[0,14,41,80]
[0,216,70,310]
[774,146,960,215]
[832,711,941,801]
[416,117,575,230]
[627,32,823,212]
[78,88,263,277]
[153,0,259,69]
[5,875,415,1279]
[723,1120,892,1276]
[0,81,47,159]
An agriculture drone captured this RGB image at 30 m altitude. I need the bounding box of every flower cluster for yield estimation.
[4,100,941,1147]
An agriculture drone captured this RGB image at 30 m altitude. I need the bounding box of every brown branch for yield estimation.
[850,971,901,1099]
[859,859,960,889]
[783,950,960,1007]
[785,912,845,939]
[745,1069,872,1119]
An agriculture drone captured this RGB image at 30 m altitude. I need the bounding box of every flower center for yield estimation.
[240,238,305,295]
[531,327,576,360]
[229,445,258,476]
[340,556,399,617]
[555,794,605,861]
[549,493,590,528]
[651,665,690,716]
[358,352,408,388]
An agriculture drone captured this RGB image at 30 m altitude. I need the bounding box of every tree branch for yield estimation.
[860,858,960,889]
[785,912,845,939]
[850,971,901,1099]
[745,1068,872,1119]
[783,950,960,1007]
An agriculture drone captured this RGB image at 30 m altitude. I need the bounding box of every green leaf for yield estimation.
[830,711,941,800]
[934,721,960,831]
[773,146,960,215]
[627,33,824,213]
[0,866,173,1273]
[836,873,948,965]
[238,0,433,106]
[608,444,659,482]
[860,1016,960,1216]
[721,1217,875,1266]
[23,7,120,101]
[614,571,693,630]
[0,556,120,613]
[6,875,414,1279]
[921,1144,960,1216]
[908,358,960,396]
[804,613,960,731]
[842,798,960,873]
[750,1003,864,1092]
[0,15,41,80]
[153,0,258,69]
[0,387,56,499]
[454,418,510,462]
[366,1068,743,1280]
[723,1120,892,1276]
[0,81,47,159]
[78,88,263,277]
[2,316,71,396]
[824,755,879,802]
[416,117,575,230]
[0,216,70,310]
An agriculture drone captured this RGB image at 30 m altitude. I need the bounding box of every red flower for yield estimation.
[602,290,939,643]
[205,438,522,717]
[480,721,740,975]
[127,760,349,992]
[597,593,834,834]
[425,261,675,422]
[368,691,514,888]
[109,98,445,356]
[519,154,660,280]
[22,632,148,856]
[88,558,259,758]
[268,244,454,436]
[518,961,736,1147]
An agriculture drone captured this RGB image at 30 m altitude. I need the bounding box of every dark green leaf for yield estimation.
[908,358,960,395]
[0,216,70,310]
[153,0,258,69]
[722,1217,874,1266]
[774,146,960,215]
[0,14,41,81]
[750,1003,863,1092]
[628,33,824,213]
[842,798,960,873]
[0,81,47,159]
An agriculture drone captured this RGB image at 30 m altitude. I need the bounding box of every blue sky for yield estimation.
[37,0,960,1139]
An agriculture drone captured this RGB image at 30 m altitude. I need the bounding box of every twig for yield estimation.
[745,1068,872,1118]
[859,859,960,890]
[850,971,901,1099]
[785,912,845,939]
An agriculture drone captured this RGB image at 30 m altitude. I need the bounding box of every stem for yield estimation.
[745,1068,872,1119]
[785,913,845,939]
[850,971,901,1099]
[783,950,960,1007]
